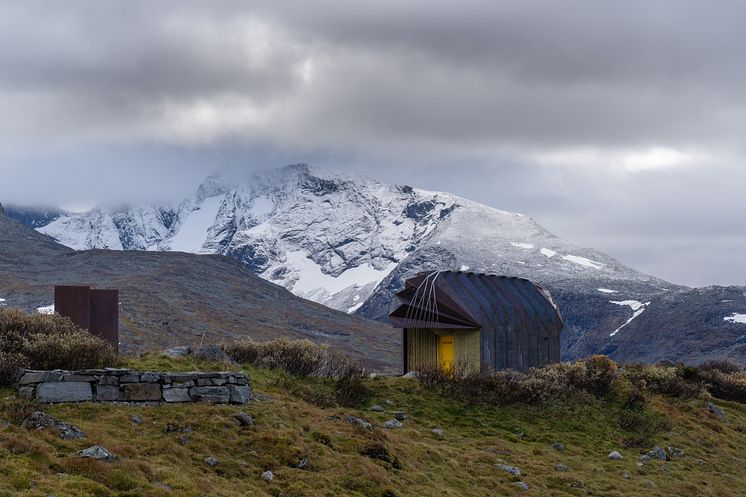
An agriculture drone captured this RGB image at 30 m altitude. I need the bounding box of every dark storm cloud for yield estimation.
[0,1,745,286]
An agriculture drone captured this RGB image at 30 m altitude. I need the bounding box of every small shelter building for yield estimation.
[389,271,563,373]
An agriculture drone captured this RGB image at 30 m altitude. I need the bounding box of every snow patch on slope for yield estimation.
[540,248,556,258]
[563,255,604,269]
[609,300,650,336]
[511,242,534,250]
[37,304,55,315]
[170,195,225,253]
[598,288,618,294]
[724,313,746,324]
[286,250,396,303]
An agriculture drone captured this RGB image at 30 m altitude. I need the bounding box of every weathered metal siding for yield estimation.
[406,328,437,371]
[454,329,481,371]
[54,286,91,330]
[391,271,564,373]
[89,289,119,349]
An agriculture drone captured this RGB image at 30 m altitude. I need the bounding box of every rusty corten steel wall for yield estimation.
[89,289,119,349]
[54,285,119,352]
[54,286,91,330]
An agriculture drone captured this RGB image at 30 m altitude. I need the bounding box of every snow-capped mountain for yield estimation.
[15,164,746,364]
[37,164,665,310]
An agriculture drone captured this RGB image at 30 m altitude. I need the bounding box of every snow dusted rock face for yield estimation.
[38,165,462,312]
[19,164,746,364]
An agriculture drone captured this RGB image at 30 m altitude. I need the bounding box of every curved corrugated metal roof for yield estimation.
[389,270,563,333]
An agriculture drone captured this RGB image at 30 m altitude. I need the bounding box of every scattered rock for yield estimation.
[647,446,668,461]
[707,402,725,420]
[383,419,404,429]
[193,345,234,364]
[401,371,419,379]
[608,451,624,460]
[392,411,407,421]
[261,470,274,482]
[345,416,373,430]
[495,463,521,476]
[667,446,684,459]
[161,346,192,359]
[369,405,385,412]
[551,442,565,452]
[431,428,445,438]
[384,399,394,406]
[555,464,569,472]
[640,455,651,463]
[623,472,631,480]
[514,482,529,491]
[297,458,309,470]
[22,412,85,440]
[178,435,190,445]
[78,445,118,462]
[235,411,254,426]
[205,456,218,467]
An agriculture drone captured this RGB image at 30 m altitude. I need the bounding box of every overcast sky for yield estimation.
[1,1,745,288]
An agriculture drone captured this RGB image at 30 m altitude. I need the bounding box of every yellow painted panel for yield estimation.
[438,335,455,371]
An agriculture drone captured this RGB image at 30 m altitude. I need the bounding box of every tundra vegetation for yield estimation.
[2,309,746,495]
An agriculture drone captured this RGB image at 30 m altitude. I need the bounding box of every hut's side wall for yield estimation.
[406,328,437,372]
[454,329,481,371]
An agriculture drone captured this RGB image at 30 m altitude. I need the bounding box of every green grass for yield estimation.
[1,357,746,496]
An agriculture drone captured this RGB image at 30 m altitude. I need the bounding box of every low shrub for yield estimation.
[699,370,746,403]
[624,364,702,399]
[0,308,117,386]
[699,359,743,374]
[418,356,619,406]
[334,363,372,407]
[223,338,365,379]
[23,331,117,371]
[582,355,619,397]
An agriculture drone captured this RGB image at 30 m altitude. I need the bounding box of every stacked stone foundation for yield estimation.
[15,369,251,404]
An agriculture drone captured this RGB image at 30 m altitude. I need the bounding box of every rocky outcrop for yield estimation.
[15,369,251,404]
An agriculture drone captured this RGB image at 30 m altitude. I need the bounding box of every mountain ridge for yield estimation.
[7,165,746,364]
[0,204,398,369]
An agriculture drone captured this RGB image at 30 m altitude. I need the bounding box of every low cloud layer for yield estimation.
[0,1,745,287]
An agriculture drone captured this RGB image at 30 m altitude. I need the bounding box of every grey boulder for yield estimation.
[78,445,118,462]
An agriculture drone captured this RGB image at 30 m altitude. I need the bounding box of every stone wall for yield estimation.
[16,369,251,404]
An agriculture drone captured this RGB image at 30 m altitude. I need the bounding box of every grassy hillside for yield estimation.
[1,356,746,497]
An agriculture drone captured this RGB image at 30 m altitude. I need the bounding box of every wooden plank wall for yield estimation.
[406,328,437,371]
[455,330,481,371]
[406,328,481,372]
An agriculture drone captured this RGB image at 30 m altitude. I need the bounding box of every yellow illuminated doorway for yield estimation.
[437,335,455,371]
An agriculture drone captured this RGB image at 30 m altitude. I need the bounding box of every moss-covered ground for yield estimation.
[1,356,745,497]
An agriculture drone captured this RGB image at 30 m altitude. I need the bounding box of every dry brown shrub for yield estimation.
[699,359,743,374]
[418,356,627,406]
[699,369,746,403]
[0,308,118,386]
[624,363,702,399]
[223,338,365,379]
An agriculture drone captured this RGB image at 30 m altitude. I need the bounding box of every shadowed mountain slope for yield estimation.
[0,204,398,370]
